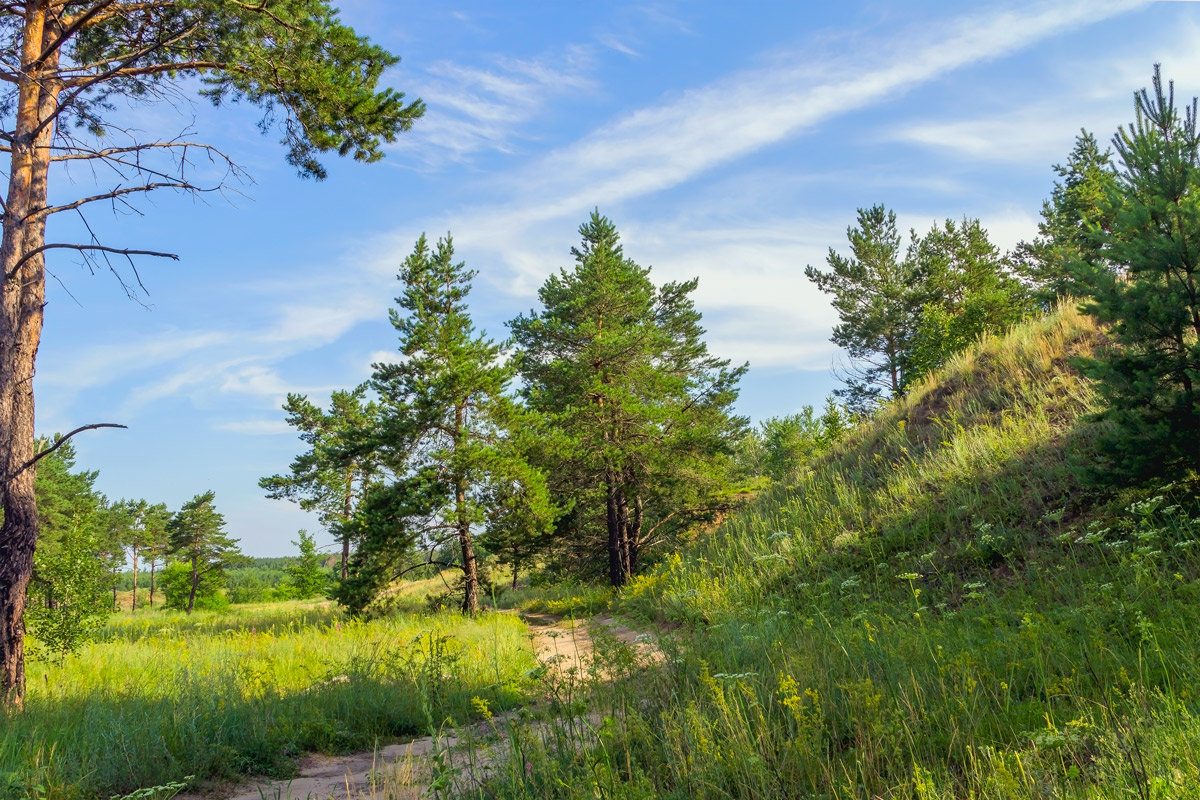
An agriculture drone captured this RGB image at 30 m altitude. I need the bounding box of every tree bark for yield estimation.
[149,558,157,608]
[1,4,61,708]
[341,471,353,581]
[455,402,479,614]
[187,557,199,614]
[628,494,644,578]
[459,516,479,614]
[131,551,139,612]
[617,486,632,581]
[606,469,626,587]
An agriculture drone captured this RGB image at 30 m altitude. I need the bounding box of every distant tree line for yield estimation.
[27,446,334,661]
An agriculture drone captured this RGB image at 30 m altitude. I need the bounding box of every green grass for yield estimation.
[2,603,536,799]
[461,306,1200,799]
[497,579,615,617]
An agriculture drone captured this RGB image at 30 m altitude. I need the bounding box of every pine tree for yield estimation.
[0,0,424,707]
[905,218,1029,385]
[1080,66,1200,480]
[167,492,242,614]
[284,530,331,600]
[805,205,923,411]
[510,212,746,587]
[1013,130,1119,306]
[261,389,380,580]
[338,235,553,613]
[138,503,172,609]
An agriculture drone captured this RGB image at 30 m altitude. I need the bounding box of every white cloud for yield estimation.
[596,34,639,58]
[889,17,1200,165]
[977,207,1042,254]
[618,220,842,368]
[259,295,382,345]
[367,349,403,368]
[485,0,1148,220]
[894,106,1077,164]
[214,419,294,435]
[218,365,292,397]
[38,329,233,391]
[392,45,597,165]
[422,0,1148,290]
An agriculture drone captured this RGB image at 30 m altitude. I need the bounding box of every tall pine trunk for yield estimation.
[149,559,157,608]
[617,487,632,580]
[341,474,352,581]
[187,557,199,614]
[627,494,644,578]
[606,470,627,587]
[131,552,139,613]
[0,5,60,708]
[459,510,479,614]
[455,403,479,614]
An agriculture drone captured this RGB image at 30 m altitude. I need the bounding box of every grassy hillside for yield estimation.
[482,306,1200,799]
[626,303,1111,624]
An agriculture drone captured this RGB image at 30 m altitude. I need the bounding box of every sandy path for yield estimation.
[181,613,657,800]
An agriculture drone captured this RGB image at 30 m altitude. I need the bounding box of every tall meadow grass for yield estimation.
[1,603,535,799]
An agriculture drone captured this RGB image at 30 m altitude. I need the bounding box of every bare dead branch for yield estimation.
[47,140,226,162]
[8,242,178,279]
[65,207,151,302]
[3,423,127,484]
[393,558,461,580]
[40,180,216,218]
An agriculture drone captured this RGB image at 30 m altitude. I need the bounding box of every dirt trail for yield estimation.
[184,613,657,800]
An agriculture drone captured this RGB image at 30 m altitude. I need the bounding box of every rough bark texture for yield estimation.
[1,4,60,708]
[455,402,479,614]
[606,473,628,588]
[459,516,479,614]
[187,558,199,614]
[131,552,139,612]
[342,475,353,581]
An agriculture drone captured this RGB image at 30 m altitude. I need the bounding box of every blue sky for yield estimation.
[35,0,1200,556]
